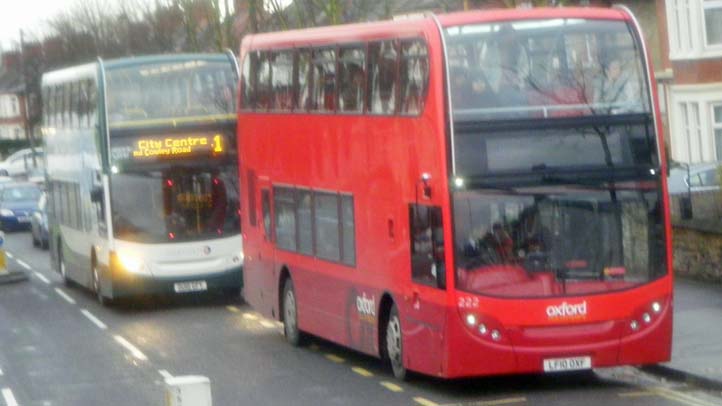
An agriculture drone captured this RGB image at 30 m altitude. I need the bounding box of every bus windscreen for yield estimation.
[453,182,666,298]
[111,165,240,243]
[444,19,649,120]
[106,59,236,126]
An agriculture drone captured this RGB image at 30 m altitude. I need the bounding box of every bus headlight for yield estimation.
[116,250,145,274]
[0,209,14,217]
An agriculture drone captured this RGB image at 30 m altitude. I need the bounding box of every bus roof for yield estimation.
[436,7,628,27]
[243,7,630,51]
[42,53,233,86]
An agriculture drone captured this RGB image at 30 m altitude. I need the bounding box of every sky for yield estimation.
[0,0,71,51]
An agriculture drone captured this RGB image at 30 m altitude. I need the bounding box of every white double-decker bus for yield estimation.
[42,53,242,304]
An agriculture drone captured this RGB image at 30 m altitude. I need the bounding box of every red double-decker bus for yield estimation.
[238,6,672,379]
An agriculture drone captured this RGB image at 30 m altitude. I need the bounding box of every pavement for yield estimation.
[649,277,722,390]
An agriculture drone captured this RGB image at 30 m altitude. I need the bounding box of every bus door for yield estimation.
[249,177,277,317]
[404,203,447,373]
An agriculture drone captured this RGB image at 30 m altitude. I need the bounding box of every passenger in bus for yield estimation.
[469,70,499,109]
[340,64,364,112]
[484,25,529,116]
[594,58,640,113]
[450,67,475,109]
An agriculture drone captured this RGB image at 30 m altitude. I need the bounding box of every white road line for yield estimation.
[2,388,18,406]
[158,370,173,380]
[0,367,3,375]
[5,252,13,259]
[16,259,31,271]
[80,309,107,330]
[114,335,148,361]
[259,320,276,329]
[33,271,50,284]
[54,288,76,304]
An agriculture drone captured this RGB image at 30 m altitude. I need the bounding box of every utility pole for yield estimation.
[19,29,38,170]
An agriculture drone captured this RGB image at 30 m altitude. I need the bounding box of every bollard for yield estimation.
[0,231,28,284]
[165,376,212,406]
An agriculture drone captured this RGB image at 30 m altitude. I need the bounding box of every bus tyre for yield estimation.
[92,264,110,306]
[386,304,407,380]
[282,278,304,346]
[58,248,71,286]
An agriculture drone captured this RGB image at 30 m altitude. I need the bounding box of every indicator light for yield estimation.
[166,179,173,187]
[490,330,501,341]
[465,314,477,327]
[651,302,662,313]
[168,232,176,240]
[642,313,651,324]
[478,323,488,335]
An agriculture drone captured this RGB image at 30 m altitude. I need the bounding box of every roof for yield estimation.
[0,69,24,94]
[245,7,629,49]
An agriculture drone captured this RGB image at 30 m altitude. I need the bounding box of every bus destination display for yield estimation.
[111,133,226,162]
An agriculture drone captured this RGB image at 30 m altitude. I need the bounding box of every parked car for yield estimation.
[0,182,42,231]
[30,192,49,249]
[0,148,44,178]
[667,162,721,195]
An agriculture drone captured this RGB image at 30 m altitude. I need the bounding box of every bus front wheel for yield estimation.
[282,278,304,346]
[58,246,71,286]
[386,304,407,380]
[92,262,111,306]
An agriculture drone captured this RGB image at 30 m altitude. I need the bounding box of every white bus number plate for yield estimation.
[543,356,591,372]
[174,280,207,293]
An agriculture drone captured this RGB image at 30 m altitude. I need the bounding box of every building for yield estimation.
[658,0,722,164]
[0,51,27,142]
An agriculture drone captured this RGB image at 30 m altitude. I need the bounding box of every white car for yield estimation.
[0,148,44,178]
[667,162,721,195]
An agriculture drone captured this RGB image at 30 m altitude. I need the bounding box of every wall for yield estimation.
[673,224,722,281]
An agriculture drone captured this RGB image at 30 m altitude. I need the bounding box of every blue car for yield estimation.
[0,183,41,231]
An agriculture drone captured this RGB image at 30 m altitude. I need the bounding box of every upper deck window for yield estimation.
[444,19,649,121]
[311,49,337,112]
[107,59,237,127]
[399,40,429,115]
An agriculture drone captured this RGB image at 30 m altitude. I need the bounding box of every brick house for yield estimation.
[0,51,26,142]
[657,0,722,163]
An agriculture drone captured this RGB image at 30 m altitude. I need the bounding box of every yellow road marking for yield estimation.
[325,354,345,363]
[379,381,404,393]
[351,367,373,377]
[226,306,240,313]
[242,313,259,320]
[440,397,526,406]
[414,397,440,406]
[653,387,720,406]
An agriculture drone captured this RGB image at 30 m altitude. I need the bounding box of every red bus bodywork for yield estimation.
[238,7,673,378]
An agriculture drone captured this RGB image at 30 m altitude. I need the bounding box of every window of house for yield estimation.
[704,0,722,47]
[368,41,398,115]
[399,39,429,115]
[714,104,722,160]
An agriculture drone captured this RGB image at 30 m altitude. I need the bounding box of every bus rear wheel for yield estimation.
[386,304,407,380]
[282,278,304,346]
